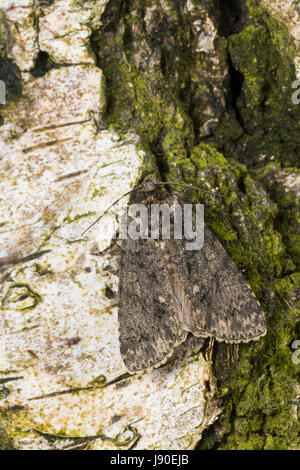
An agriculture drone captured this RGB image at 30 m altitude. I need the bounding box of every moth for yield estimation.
[84,180,267,373]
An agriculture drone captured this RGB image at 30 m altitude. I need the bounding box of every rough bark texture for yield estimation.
[0,0,299,450]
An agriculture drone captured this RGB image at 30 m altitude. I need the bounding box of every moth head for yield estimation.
[141,179,159,192]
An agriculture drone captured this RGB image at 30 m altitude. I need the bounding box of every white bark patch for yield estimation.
[263,0,300,78]
[39,0,110,65]
[1,1,39,71]
[0,63,221,449]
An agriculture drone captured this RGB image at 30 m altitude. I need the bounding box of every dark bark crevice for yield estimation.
[214,0,249,37]
[30,51,59,78]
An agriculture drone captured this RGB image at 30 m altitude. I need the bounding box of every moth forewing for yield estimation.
[165,224,267,343]
[117,181,267,372]
[118,237,187,373]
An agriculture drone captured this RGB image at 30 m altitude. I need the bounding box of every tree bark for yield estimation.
[0,0,299,450]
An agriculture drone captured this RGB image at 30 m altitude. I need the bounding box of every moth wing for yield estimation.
[165,226,267,343]
[118,238,187,373]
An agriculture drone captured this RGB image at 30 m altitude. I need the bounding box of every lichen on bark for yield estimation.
[0,0,299,450]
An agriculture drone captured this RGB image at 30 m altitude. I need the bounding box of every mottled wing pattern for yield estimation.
[118,237,187,373]
[164,225,267,343]
[118,183,267,373]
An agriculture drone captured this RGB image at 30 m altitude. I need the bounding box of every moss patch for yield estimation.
[215,0,300,168]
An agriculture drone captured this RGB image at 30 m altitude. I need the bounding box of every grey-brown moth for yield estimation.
[116,180,267,373]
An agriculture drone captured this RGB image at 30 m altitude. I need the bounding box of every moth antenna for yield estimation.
[156,182,227,199]
[81,179,226,236]
[81,185,142,236]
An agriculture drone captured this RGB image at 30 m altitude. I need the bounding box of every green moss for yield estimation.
[215,264,299,449]
[0,11,7,60]
[186,146,299,449]
[253,165,300,269]
[63,211,96,225]
[91,0,204,183]
[191,144,229,170]
[221,428,265,450]
[94,21,299,447]
[229,25,269,113]
[187,143,287,282]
